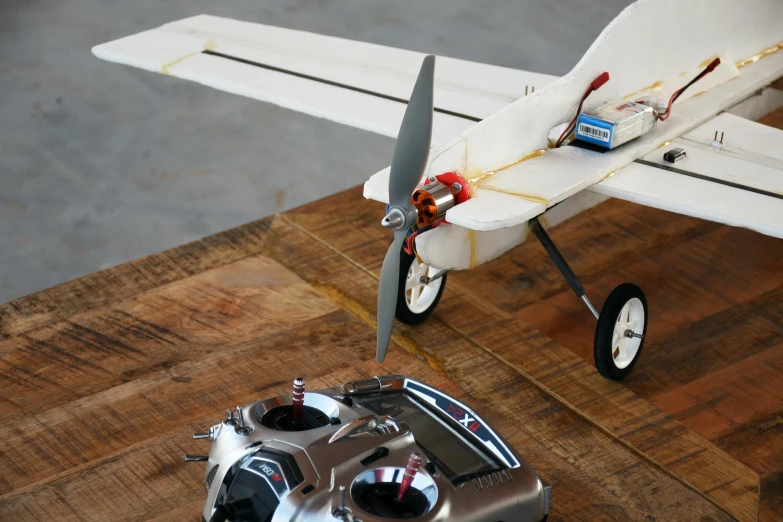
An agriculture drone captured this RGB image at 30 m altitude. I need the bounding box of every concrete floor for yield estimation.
[0,0,633,303]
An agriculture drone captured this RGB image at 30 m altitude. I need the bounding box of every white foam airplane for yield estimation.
[94,0,783,380]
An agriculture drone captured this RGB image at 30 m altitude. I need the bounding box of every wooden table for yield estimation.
[2,107,782,521]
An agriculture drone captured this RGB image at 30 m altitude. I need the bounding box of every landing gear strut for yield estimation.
[532,219,648,380]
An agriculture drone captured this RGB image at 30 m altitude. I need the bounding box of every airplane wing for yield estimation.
[92,15,557,148]
[590,111,783,238]
[94,6,783,244]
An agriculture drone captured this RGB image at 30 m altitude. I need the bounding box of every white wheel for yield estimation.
[610,297,645,369]
[405,258,444,313]
[594,283,648,380]
[396,249,447,324]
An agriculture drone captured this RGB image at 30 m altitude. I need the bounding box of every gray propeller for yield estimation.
[376,55,435,362]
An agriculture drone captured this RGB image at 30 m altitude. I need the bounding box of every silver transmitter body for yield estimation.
[193,376,550,522]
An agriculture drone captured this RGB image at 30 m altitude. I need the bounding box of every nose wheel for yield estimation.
[396,248,447,324]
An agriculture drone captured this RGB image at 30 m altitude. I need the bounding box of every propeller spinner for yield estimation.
[376,55,436,362]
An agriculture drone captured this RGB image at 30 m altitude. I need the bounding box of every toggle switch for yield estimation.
[184,455,209,462]
[235,406,253,435]
[193,426,217,441]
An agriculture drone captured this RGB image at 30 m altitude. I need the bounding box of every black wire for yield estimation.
[556,91,590,147]
[556,124,576,148]
[657,69,711,120]
[671,73,706,105]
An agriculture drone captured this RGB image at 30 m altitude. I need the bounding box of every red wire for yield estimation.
[404,219,445,255]
[555,72,610,148]
[656,59,720,122]
[556,87,590,147]
[656,88,682,121]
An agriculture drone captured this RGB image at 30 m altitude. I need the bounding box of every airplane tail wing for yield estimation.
[93,15,556,147]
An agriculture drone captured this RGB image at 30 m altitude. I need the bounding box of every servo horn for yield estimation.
[397,452,423,501]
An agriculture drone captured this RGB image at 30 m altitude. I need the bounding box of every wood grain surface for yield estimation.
[1,107,782,521]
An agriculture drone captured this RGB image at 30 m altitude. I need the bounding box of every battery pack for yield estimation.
[575,100,656,149]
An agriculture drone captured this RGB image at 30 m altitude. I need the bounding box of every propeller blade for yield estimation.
[377,55,436,363]
[376,229,407,362]
[388,55,435,208]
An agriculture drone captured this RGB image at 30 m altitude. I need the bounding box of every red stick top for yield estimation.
[397,452,423,501]
[292,377,305,396]
[406,452,423,470]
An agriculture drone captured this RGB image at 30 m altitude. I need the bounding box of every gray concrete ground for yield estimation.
[0,0,632,303]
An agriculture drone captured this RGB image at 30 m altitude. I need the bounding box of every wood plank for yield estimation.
[0,219,272,340]
[715,413,783,480]
[0,253,336,425]
[0,309,373,494]
[650,225,783,305]
[0,222,731,520]
[651,343,783,444]
[628,286,783,399]
[0,425,208,521]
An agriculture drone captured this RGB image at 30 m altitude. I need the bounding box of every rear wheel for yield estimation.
[594,283,647,380]
[395,248,447,325]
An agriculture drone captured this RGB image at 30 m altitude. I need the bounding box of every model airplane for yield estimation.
[93,0,783,380]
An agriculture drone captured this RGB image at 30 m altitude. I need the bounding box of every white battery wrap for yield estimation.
[576,100,656,149]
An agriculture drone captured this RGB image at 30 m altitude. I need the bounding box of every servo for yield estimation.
[574,100,657,149]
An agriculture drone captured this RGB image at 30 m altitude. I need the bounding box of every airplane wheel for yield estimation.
[395,248,447,325]
[594,283,647,380]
